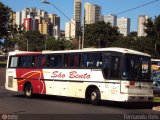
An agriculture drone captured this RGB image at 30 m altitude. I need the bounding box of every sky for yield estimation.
[0,0,160,32]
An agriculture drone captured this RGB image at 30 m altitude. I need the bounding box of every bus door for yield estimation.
[6,56,18,90]
[103,52,122,98]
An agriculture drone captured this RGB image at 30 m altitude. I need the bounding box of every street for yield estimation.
[0,68,160,120]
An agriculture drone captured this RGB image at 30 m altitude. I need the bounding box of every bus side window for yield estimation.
[46,55,63,68]
[19,56,32,68]
[65,54,80,68]
[32,56,39,68]
[40,56,46,67]
[9,56,18,68]
[103,56,109,78]
[110,56,121,79]
[82,53,102,67]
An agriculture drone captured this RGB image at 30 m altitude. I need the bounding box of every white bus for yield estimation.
[5,47,153,104]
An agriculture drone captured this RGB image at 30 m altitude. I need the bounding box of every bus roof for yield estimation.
[151,59,160,61]
[8,47,151,57]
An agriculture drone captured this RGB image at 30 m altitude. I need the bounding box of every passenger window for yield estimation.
[40,56,46,67]
[82,52,102,67]
[32,56,39,67]
[103,56,109,78]
[19,56,32,68]
[65,54,80,67]
[9,56,18,68]
[46,55,63,68]
[110,56,121,79]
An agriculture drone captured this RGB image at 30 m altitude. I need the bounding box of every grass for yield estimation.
[153,97,160,102]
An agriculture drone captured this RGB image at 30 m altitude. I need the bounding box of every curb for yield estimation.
[152,106,160,111]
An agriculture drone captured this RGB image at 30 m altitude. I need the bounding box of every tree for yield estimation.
[111,37,133,49]
[128,31,137,38]
[0,2,11,39]
[133,37,155,56]
[22,30,45,51]
[84,21,121,48]
[144,15,160,57]
[45,37,75,50]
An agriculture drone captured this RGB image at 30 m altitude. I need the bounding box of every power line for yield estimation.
[115,0,160,15]
[42,0,76,26]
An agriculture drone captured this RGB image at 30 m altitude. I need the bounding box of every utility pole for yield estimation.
[27,38,28,51]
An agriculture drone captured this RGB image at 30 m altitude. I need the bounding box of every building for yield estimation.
[138,15,148,37]
[9,12,16,28]
[14,8,60,38]
[117,17,130,36]
[65,19,78,39]
[39,20,48,35]
[84,2,101,24]
[21,10,27,25]
[23,18,38,31]
[16,12,22,28]
[48,14,60,38]
[104,14,117,27]
[23,18,32,31]
[74,0,82,23]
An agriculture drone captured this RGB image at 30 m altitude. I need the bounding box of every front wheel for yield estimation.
[90,88,101,105]
[24,83,33,98]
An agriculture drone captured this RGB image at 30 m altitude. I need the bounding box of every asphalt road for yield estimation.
[0,68,160,120]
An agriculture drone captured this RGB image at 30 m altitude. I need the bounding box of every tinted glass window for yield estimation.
[82,52,102,67]
[110,56,121,79]
[32,56,39,67]
[40,55,46,67]
[65,54,80,67]
[19,56,32,68]
[122,55,151,80]
[46,54,63,68]
[103,55,109,78]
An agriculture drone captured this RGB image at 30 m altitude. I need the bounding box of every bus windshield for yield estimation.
[122,54,151,81]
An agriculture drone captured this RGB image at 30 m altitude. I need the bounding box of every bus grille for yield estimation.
[8,76,13,88]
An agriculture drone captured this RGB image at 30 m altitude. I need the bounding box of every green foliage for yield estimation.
[0,2,11,39]
[46,37,75,51]
[23,30,45,51]
[84,21,121,48]
[144,15,160,58]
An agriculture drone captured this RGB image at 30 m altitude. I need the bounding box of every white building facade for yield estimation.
[117,17,130,36]
[137,15,149,37]
[104,14,117,27]
[65,19,78,40]
[84,2,101,24]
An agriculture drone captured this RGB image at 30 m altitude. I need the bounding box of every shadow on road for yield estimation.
[13,94,160,109]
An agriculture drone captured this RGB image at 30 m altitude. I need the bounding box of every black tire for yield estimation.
[24,83,33,98]
[89,88,101,105]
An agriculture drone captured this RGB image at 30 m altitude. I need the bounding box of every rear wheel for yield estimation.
[24,83,33,98]
[89,88,101,105]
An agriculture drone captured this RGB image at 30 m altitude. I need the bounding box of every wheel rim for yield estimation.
[25,85,32,96]
[26,89,31,96]
[91,91,97,101]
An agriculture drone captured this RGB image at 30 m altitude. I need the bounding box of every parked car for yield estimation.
[153,80,160,95]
